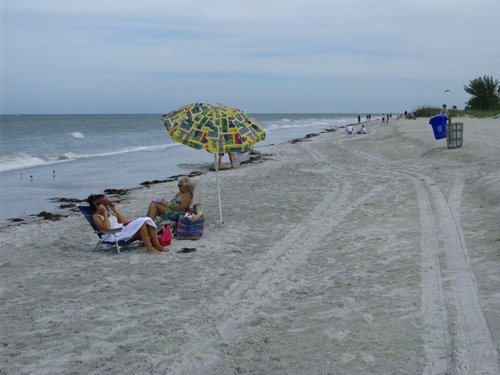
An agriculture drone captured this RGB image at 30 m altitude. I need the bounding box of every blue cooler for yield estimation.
[429,115,447,139]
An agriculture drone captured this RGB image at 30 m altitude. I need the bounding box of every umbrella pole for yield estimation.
[214,153,223,223]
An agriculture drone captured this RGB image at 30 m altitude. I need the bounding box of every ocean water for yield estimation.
[0,113,364,222]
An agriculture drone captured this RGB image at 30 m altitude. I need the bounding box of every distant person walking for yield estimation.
[358,115,361,124]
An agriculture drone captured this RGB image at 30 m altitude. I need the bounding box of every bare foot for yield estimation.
[156,245,169,252]
[146,248,162,254]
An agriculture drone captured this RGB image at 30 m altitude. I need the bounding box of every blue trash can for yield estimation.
[429,115,447,139]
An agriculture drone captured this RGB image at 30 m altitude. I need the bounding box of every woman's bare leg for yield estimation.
[147,202,167,219]
[138,224,161,254]
[147,225,168,252]
[146,201,157,218]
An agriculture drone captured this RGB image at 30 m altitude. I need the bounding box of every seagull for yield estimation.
[444,89,451,93]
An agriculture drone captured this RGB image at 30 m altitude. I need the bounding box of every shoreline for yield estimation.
[1,122,351,228]
[1,149,270,227]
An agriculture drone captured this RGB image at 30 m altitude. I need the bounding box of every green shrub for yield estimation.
[459,109,500,118]
[413,106,441,117]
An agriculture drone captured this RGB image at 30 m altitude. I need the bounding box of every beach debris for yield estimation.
[305,133,320,138]
[177,247,196,253]
[209,165,231,171]
[50,197,82,203]
[34,211,65,221]
[49,198,82,209]
[141,171,205,187]
[59,203,76,209]
[9,218,24,222]
[322,128,337,133]
[290,138,303,144]
[239,155,270,166]
[140,179,169,187]
[103,188,128,196]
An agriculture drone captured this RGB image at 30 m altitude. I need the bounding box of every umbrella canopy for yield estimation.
[161,103,265,153]
[161,103,266,223]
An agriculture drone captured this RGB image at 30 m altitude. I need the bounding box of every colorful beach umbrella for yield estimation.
[161,103,266,223]
[162,103,265,153]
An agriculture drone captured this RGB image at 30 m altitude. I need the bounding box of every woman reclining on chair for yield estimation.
[146,176,193,221]
[88,194,167,254]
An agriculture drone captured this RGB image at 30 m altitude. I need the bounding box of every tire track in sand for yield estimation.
[324,133,454,373]
[343,145,499,374]
[422,173,498,374]
[160,140,384,374]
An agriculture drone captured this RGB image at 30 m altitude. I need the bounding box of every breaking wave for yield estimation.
[0,144,179,172]
[262,117,349,133]
[70,132,85,139]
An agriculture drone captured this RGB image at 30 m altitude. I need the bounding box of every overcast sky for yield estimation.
[1,0,499,114]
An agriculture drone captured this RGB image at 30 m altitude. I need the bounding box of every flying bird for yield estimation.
[444,89,451,93]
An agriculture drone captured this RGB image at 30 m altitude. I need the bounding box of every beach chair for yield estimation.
[78,205,137,253]
[190,180,205,214]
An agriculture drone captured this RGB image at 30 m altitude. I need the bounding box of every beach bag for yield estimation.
[158,224,172,246]
[177,212,204,240]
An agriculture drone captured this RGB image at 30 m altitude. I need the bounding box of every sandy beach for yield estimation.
[1,116,499,374]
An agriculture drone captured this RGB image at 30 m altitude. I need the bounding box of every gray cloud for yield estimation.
[2,0,499,113]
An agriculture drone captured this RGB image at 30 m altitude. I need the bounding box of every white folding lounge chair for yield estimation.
[78,205,138,253]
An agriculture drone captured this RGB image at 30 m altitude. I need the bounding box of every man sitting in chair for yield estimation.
[146,176,193,222]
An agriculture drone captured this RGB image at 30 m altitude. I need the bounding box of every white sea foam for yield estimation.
[0,144,180,172]
[57,144,178,160]
[266,123,304,131]
[57,153,78,160]
[0,153,47,172]
[70,132,85,139]
[1,155,47,172]
[263,119,344,132]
